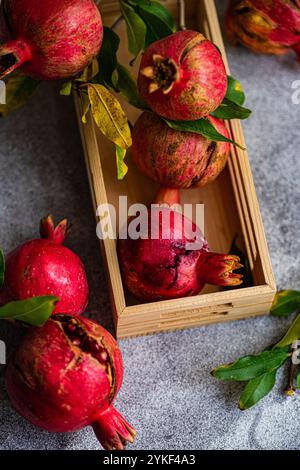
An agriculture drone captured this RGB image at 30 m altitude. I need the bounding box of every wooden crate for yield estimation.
[75,0,276,338]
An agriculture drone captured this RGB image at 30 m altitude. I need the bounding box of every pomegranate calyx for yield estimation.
[0,39,32,79]
[141,54,179,95]
[92,406,137,450]
[40,215,71,245]
[199,252,243,287]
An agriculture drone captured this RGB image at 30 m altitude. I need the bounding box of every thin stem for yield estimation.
[177,0,187,31]
[111,15,124,30]
[94,0,123,30]
[285,345,298,396]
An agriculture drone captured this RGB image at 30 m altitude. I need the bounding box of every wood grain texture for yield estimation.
[75,0,276,338]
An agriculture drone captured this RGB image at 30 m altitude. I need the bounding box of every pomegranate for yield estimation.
[0,215,89,315]
[6,314,136,450]
[118,188,242,302]
[226,0,300,60]
[0,0,103,80]
[131,111,230,189]
[137,30,227,121]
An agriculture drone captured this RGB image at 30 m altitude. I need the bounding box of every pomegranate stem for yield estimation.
[285,344,298,396]
[0,39,32,79]
[177,0,187,31]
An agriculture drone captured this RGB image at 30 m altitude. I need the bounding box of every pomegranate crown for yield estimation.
[141,54,179,95]
[39,215,71,245]
[140,31,209,96]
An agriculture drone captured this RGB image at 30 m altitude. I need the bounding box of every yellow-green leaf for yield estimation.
[226,75,246,106]
[87,84,132,149]
[271,290,300,317]
[80,91,91,124]
[60,81,72,96]
[116,145,128,180]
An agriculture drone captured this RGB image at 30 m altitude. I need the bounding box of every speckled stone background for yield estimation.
[0,1,300,451]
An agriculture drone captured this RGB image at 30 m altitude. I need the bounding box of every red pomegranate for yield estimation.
[0,215,89,315]
[131,111,230,189]
[0,0,103,80]
[138,30,227,121]
[118,188,242,302]
[226,0,300,59]
[6,314,136,450]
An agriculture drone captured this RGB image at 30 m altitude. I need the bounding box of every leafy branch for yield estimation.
[212,290,300,409]
[119,0,175,59]
[0,0,251,178]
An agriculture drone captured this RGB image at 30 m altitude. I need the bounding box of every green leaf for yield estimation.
[212,98,251,120]
[96,27,120,88]
[0,296,58,326]
[211,349,290,381]
[275,312,300,349]
[137,1,175,47]
[164,117,245,150]
[60,81,72,96]
[87,83,132,149]
[116,145,129,180]
[0,73,40,117]
[113,63,147,109]
[297,371,300,389]
[119,0,147,57]
[226,75,246,106]
[239,371,277,410]
[95,27,147,110]
[0,248,4,289]
[95,27,146,109]
[270,290,300,318]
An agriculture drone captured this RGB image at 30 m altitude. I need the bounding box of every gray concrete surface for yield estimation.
[0,1,300,450]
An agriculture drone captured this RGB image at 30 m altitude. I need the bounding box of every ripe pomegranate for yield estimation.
[0,0,103,80]
[118,188,242,302]
[131,112,230,189]
[6,314,136,450]
[0,215,89,315]
[138,30,227,121]
[226,0,300,60]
